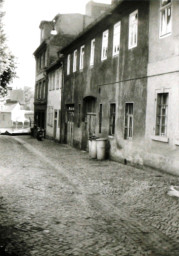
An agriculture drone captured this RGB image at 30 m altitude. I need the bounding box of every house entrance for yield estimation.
[54,110,58,140]
[82,97,96,150]
[66,105,74,146]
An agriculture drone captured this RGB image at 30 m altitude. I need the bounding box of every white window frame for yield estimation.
[67,54,70,75]
[90,39,95,66]
[128,10,138,49]
[113,21,121,56]
[101,30,109,61]
[159,0,172,38]
[73,50,77,73]
[79,45,85,70]
[124,103,134,140]
[155,92,169,137]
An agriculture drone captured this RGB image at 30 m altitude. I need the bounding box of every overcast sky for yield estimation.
[3,0,111,90]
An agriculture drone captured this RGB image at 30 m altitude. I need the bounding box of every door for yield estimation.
[82,97,96,150]
[54,110,57,140]
[66,105,74,146]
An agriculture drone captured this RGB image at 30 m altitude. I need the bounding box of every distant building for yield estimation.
[0,102,30,131]
[60,0,150,159]
[33,0,110,131]
[7,89,25,107]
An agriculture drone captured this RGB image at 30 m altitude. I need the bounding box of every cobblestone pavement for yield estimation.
[0,135,179,256]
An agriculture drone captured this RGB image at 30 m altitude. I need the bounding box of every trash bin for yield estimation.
[88,135,98,159]
[96,138,107,160]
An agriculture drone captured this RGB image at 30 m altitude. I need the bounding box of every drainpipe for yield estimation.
[59,60,64,143]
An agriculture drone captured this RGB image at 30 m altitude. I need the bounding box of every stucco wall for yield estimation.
[145,0,179,175]
[61,0,150,166]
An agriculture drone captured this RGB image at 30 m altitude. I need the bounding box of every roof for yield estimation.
[33,40,47,56]
[60,0,124,53]
[1,102,19,112]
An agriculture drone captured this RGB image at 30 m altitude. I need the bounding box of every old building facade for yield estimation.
[34,0,110,133]
[61,0,150,167]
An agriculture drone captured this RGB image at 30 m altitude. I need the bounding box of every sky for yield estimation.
[3,0,111,90]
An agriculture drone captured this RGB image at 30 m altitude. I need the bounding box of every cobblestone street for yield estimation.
[0,135,179,256]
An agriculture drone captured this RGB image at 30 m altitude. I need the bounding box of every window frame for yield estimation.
[128,10,138,49]
[79,45,85,70]
[159,0,172,38]
[90,39,95,66]
[67,54,71,75]
[73,49,78,73]
[124,103,134,140]
[113,21,121,57]
[109,103,116,136]
[155,92,169,137]
[99,104,103,133]
[101,30,109,61]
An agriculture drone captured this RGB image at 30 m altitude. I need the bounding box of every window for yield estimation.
[58,110,61,128]
[52,72,55,90]
[49,74,52,91]
[109,104,116,135]
[39,82,42,99]
[54,110,57,119]
[160,0,172,37]
[42,81,46,99]
[73,50,77,72]
[124,103,133,139]
[128,10,138,49]
[36,84,39,99]
[155,93,168,136]
[90,39,95,66]
[99,104,102,133]
[101,30,109,60]
[113,22,121,56]
[56,70,60,90]
[67,54,71,75]
[47,106,53,127]
[79,45,85,70]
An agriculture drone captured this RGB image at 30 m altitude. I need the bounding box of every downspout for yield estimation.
[59,60,64,143]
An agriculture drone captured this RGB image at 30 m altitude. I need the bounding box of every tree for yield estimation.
[0,0,16,96]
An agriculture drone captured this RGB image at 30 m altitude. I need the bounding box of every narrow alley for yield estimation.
[0,135,179,256]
